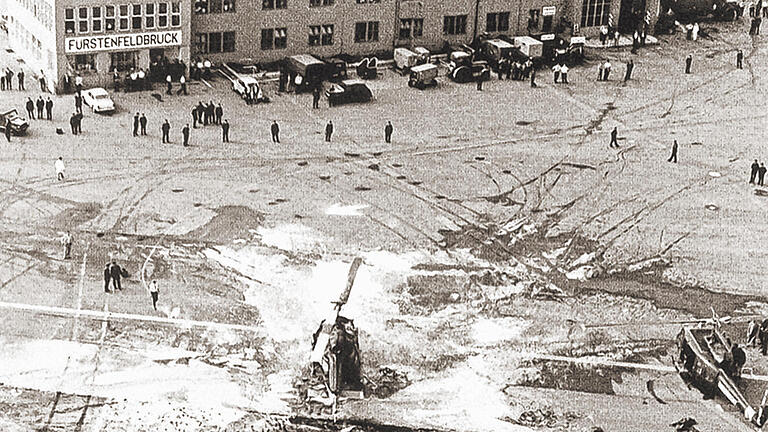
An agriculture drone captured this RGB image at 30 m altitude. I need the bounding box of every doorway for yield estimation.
[618,0,645,32]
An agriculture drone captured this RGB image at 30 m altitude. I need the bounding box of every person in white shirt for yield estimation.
[552,64,561,83]
[166,74,172,95]
[692,22,699,41]
[603,60,612,80]
[149,280,159,310]
[54,157,65,181]
[560,64,569,83]
[177,75,188,95]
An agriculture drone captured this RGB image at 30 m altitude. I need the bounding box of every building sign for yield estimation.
[570,36,586,44]
[540,33,555,41]
[542,6,556,16]
[65,30,182,53]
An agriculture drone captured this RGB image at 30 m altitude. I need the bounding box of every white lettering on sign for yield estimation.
[542,6,556,16]
[65,30,182,53]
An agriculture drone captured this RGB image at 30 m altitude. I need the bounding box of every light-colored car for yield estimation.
[0,109,29,135]
[82,87,115,113]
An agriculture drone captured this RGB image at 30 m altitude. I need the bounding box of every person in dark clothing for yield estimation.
[109,261,122,291]
[530,68,537,87]
[39,71,46,93]
[69,113,78,134]
[104,263,112,293]
[325,121,333,142]
[476,73,484,91]
[685,55,693,74]
[221,119,230,143]
[737,50,744,69]
[384,121,393,143]
[206,101,215,125]
[271,120,280,143]
[6,69,13,90]
[17,70,24,91]
[668,140,678,163]
[161,119,171,143]
[139,113,147,135]
[624,60,634,82]
[133,113,140,136]
[215,104,223,124]
[182,124,190,146]
[26,98,35,119]
[751,159,760,183]
[759,163,767,186]
[312,87,321,109]
[74,93,82,114]
[45,98,53,120]
[75,113,83,134]
[191,106,198,128]
[36,97,44,119]
[4,119,11,142]
[609,127,619,148]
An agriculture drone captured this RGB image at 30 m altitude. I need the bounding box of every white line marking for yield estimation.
[200,79,212,88]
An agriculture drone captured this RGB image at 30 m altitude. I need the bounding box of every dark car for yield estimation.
[325,79,373,106]
[0,109,29,135]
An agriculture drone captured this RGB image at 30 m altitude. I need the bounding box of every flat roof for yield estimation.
[288,54,324,66]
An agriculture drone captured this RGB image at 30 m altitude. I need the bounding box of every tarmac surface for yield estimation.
[0,18,767,431]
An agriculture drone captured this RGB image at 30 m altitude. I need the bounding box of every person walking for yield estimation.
[55,157,65,181]
[384,121,393,143]
[140,113,147,136]
[759,163,767,186]
[26,98,35,119]
[552,63,561,83]
[667,140,678,163]
[36,96,44,119]
[560,64,569,84]
[109,261,122,291]
[325,121,333,142]
[166,74,172,95]
[271,120,280,143]
[74,93,82,114]
[312,86,321,109]
[737,49,744,69]
[182,123,190,146]
[69,113,78,134]
[609,127,619,148]
[45,97,53,120]
[161,119,171,143]
[103,262,112,293]
[61,231,73,260]
[751,159,760,184]
[4,118,12,142]
[215,103,223,124]
[17,70,24,91]
[624,60,634,81]
[132,112,140,137]
[685,54,693,74]
[221,119,230,143]
[149,280,160,310]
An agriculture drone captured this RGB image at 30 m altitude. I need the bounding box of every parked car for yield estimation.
[82,87,115,113]
[0,109,29,135]
[325,79,373,106]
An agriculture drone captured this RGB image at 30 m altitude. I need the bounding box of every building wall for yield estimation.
[5,0,57,91]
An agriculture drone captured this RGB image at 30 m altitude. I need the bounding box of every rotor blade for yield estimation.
[337,257,362,308]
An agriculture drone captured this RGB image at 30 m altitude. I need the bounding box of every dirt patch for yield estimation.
[48,202,101,230]
[400,274,465,312]
[510,359,622,395]
[365,367,411,398]
[187,205,264,243]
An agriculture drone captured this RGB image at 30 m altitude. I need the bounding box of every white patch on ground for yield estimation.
[473,318,527,345]
[325,203,369,216]
[256,224,327,251]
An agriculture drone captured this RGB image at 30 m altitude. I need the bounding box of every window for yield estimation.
[261,27,287,49]
[209,32,222,53]
[145,3,155,27]
[105,6,115,30]
[78,7,88,33]
[354,21,379,42]
[309,25,321,46]
[223,31,235,51]
[321,24,334,45]
[581,0,610,27]
[210,0,222,13]
[72,54,95,71]
[356,0,380,3]
[310,0,332,5]
[443,15,467,35]
[542,14,553,32]
[528,9,540,30]
[131,4,142,29]
[309,25,333,46]
[119,5,129,30]
[171,2,180,26]
[195,33,208,53]
[65,8,75,34]
[111,51,136,72]
[195,0,208,13]
[263,0,287,9]
[92,7,102,32]
[399,18,423,39]
[158,2,168,27]
[486,12,509,32]
[223,0,235,12]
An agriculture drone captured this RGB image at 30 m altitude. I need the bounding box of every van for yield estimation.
[284,54,326,92]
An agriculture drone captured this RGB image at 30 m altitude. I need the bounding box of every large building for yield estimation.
[3,0,658,92]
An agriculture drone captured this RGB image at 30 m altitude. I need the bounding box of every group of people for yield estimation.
[496,58,535,81]
[551,64,570,84]
[750,160,768,186]
[0,68,24,91]
[192,101,224,128]
[24,96,53,120]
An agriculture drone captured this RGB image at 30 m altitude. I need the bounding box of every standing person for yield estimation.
[207,101,215,125]
[685,54,693,74]
[112,69,120,91]
[17,70,24,91]
[6,69,13,90]
[161,119,171,143]
[215,103,223,124]
[36,96,44,119]
[530,67,537,87]
[312,86,321,109]
[560,64,569,84]
[4,118,11,142]
[38,70,46,92]
[69,113,78,134]
[221,119,230,143]
[325,121,333,142]
[191,106,198,128]
[614,30,620,47]
[0,73,5,91]
[45,97,53,120]
[140,113,147,136]
[75,112,83,134]
[74,74,83,93]
[54,157,65,181]
[384,121,393,143]
[132,112,140,137]
[751,159,760,184]
[166,74,172,95]
[600,25,609,45]
[74,93,82,114]
[759,163,767,186]
[552,63,561,83]
[476,71,484,91]
[624,60,634,81]
[109,261,122,291]
[603,60,612,80]
[737,49,744,69]
[182,123,190,146]
[103,263,112,293]
[667,140,678,163]
[271,120,280,143]
[26,98,35,119]
[598,62,605,81]
[176,75,186,95]
[149,280,159,311]
[692,22,699,41]
[61,231,73,260]
[609,127,619,148]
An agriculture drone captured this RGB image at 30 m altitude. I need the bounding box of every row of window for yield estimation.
[582,0,610,27]
[69,51,139,73]
[14,0,54,30]
[64,3,181,35]
[194,0,235,14]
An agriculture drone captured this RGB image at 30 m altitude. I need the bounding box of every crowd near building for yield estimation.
[3,0,660,93]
